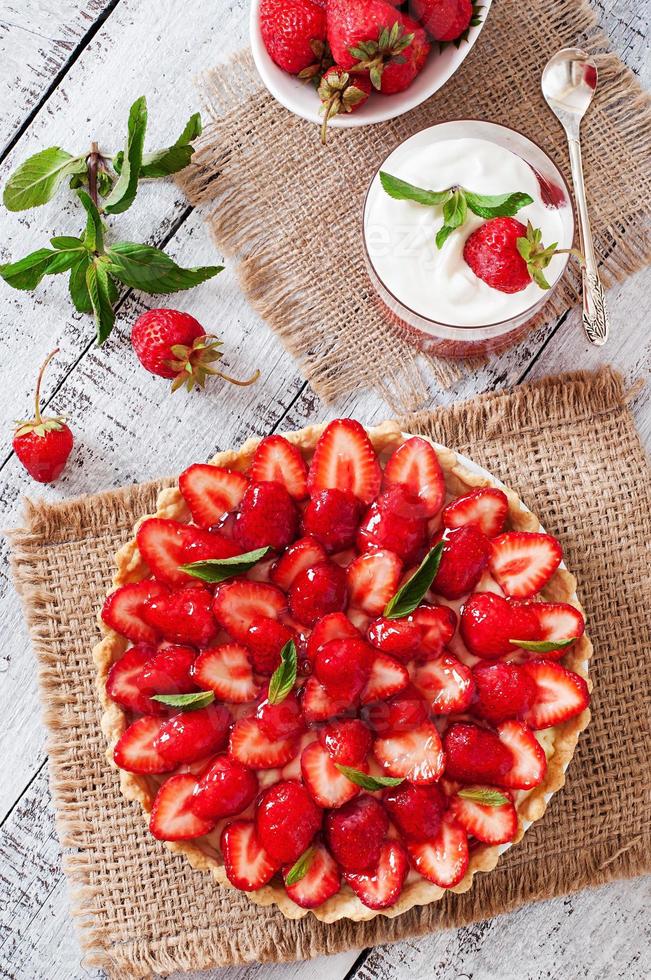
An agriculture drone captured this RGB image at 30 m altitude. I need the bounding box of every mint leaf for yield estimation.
[77,189,104,253]
[3,147,85,211]
[335,766,404,790]
[457,787,509,806]
[465,190,533,219]
[180,547,271,583]
[69,256,92,312]
[435,224,455,250]
[106,242,223,293]
[284,846,315,886]
[152,691,215,710]
[176,111,203,145]
[0,248,78,290]
[268,640,297,705]
[104,96,147,214]
[50,236,86,251]
[442,188,467,229]
[383,542,444,619]
[86,260,116,344]
[510,637,575,653]
[379,172,451,207]
[115,111,202,178]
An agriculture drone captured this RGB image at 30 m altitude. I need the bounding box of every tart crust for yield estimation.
[93,420,592,922]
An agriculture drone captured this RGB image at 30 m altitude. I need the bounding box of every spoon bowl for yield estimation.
[542,48,598,135]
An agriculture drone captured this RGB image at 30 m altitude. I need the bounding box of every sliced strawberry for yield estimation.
[407,818,469,887]
[288,560,348,627]
[460,592,540,659]
[373,722,445,784]
[314,636,374,703]
[520,660,589,730]
[301,740,361,808]
[142,586,219,648]
[443,722,514,785]
[319,718,372,767]
[255,687,306,740]
[106,644,166,715]
[409,603,458,660]
[496,720,547,789]
[367,616,421,662]
[472,661,537,725]
[344,839,409,910]
[301,676,346,724]
[113,715,172,774]
[301,488,361,553]
[234,481,298,552]
[149,774,214,842]
[190,754,259,821]
[101,580,167,644]
[283,840,341,909]
[383,436,445,517]
[138,644,197,696]
[324,795,389,872]
[270,536,328,591]
[246,616,294,675]
[221,819,279,891]
[383,782,446,841]
[213,579,286,643]
[154,704,232,765]
[431,525,491,600]
[347,549,402,616]
[489,532,563,599]
[357,485,428,565]
[137,517,241,587]
[192,644,259,703]
[449,787,517,845]
[525,602,585,656]
[229,715,298,769]
[250,434,309,500]
[443,487,509,538]
[363,683,429,736]
[308,419,381,505]
[255,780,322,864]
[178,463,248,528]
[306,612,360,668]
[361,654,409,704]
[413,654,475,715]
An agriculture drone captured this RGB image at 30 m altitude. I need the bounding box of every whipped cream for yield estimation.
[364,135,567,327]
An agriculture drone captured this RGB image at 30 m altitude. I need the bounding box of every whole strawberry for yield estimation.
[318,67,372,144]
[13,350,73,483]
[463,218,563,294]
[327,0,422,91]
[380,16,431,95]
[411,0,474,42]
[131,309,259,392]
[260,0,328,77]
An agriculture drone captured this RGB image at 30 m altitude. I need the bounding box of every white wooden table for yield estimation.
[0,2,649,978]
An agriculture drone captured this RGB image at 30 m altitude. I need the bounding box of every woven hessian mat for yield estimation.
[9,369,651,979]
[178,0,651,414]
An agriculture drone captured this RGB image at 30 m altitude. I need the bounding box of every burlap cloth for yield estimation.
[178,0,651,413]
[8,368,651,979]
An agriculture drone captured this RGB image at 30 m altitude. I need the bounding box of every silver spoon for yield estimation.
[542,48,609,346]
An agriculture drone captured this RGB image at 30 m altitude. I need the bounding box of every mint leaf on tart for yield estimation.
[383,542,444,620]
[284,846,316,886]
[268,640,298,705]
[510,637,575,652]
[180,547,271,583]
[457,787,509,806]
[152,691,215,710]
[335,766,404,790]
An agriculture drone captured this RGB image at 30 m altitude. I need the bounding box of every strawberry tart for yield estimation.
[94,420,592,921]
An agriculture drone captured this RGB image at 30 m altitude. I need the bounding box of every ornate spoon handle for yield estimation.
[567,137,609,346]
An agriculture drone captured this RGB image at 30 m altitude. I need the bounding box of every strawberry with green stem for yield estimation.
[13,349,73,483]
[317,68,372,144]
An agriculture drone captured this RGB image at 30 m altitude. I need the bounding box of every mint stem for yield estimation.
[87,142,100,206]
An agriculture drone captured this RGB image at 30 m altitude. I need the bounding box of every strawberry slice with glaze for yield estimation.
[410,603,458,660]
[344,839,409,910]
[270,535,328,591]
[113,715,173,774]
[361,654,410,704]
[229,715,298,769]
[489,532,563,599]
[413,653,475,715]
[221,819,279,891]
[366,616,422,662]
[301,740,362,808]
[319,718,372,767]
[443,722,514,785]
[154,704,232,766]
[496,720,547,789]
[283,840,341,909]
[460,592,540,659]
[137,518,241,587]
[407,817,470,887]
[449,787,518,845]
[301,676,346,724]
[373,722,445,785]
[138,644,197,696]
[443,487,509,538]
[213,580,286,643]
[347,549,403,616]
[520,660,589,729]
[306,612,360,668]
[101,580,167,644]
[250,434,309,500]
[431,525,491,600]
[363,684,429,736]
[106,644,166,715]
[142,586,219,648]
[383,436,445,517]
[149,773,215,841]
[192,644,260,703]
[524,602,585,657]
[308,419,381,505]
[178,464,249,528]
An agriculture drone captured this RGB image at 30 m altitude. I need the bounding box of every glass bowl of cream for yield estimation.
[362,120,575,357]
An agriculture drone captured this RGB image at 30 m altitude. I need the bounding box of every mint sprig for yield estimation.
[268,640,297,705]
[383,542,444,620]
[0,97,220,345]
[379,171,533,250]
[335,765,404,790]
[180,547,271,583]
[152,691,215,710]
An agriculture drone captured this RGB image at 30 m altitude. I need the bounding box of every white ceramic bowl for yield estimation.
[250,0,493,129]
